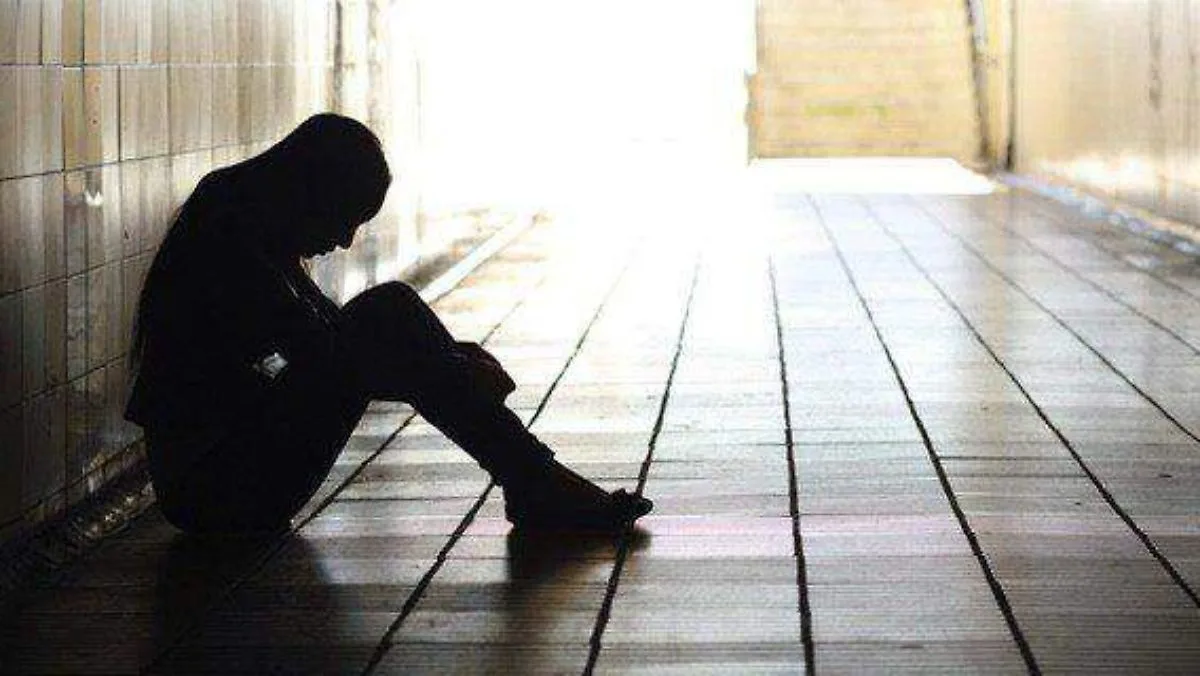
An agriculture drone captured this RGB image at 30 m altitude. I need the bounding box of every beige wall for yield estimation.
[0,0,426,544]
[1010,0,1200,226]
[751,0,982,162]
[973,0,1011,167]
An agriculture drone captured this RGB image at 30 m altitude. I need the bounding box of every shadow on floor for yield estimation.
[0,512,278,673]
[370,526,650,673]
[148,526,650,674]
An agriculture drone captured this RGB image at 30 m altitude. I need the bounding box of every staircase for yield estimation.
[751,0,982,162]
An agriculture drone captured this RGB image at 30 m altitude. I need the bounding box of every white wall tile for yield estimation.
[42,0,64,64]
[21,283,45,397]
[0,292,22,410]
[0,404,24,523]
[22,389,66,509]
[65,271,86,379]
[44,277,65,386]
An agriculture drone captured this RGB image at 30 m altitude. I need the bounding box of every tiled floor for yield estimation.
[5,167,1200,674]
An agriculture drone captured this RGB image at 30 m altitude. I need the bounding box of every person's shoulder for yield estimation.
[158,219,277,304]
[184,211,269,264]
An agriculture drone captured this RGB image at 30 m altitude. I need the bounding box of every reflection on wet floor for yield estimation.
[5,163,1200,673]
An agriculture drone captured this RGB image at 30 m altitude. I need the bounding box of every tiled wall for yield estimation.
[1010,0,1200,226]
[0,0,423,545]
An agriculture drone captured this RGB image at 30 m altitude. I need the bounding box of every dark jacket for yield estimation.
[126,210,342,487]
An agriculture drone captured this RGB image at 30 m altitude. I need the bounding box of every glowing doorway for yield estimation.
[406,0,756,215]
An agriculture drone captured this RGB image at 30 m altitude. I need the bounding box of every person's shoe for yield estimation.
[503,461,652,532]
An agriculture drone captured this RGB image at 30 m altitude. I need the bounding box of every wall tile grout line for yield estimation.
[0,357,126,411]
[361,239,646,675]
[146,232,556,673]
[939,197,1200,358]
[582,256,700,676]
[0,139,280,185]
[767,254,816,676]
[890,197,1200,609]
[811,195,1042,675]
[909,197,1200,446]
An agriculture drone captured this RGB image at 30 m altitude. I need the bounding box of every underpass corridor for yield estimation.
[4,0,1200,673]
[6,161,1200,672]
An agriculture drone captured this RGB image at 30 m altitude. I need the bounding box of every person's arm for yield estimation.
[189,234,340,388]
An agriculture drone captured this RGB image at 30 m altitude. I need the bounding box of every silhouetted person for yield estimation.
[126,113,651,534]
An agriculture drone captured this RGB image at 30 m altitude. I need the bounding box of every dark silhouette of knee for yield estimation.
[340,280,452,370]
[343,281,421,338]
[372,281,439,349]
[374,280,424,312]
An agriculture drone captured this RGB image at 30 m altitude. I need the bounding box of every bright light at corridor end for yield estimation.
[555,158,995,246]
[749,158,995,195]
[396,0,991,229]
[403,0,753,215]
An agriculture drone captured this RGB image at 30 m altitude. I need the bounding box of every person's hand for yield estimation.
[455,341,516,402]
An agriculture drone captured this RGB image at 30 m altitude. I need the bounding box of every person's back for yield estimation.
[127,182,342,505]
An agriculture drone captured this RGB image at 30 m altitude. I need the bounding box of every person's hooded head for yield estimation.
[131,114,392,368]
[200,113,393,258]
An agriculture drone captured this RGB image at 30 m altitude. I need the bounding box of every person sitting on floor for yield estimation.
[125,113,652,535]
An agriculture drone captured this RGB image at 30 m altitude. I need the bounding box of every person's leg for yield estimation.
[339,281,553,485]
[339,282,651,529]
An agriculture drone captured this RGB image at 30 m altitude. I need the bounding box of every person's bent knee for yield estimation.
[340,280,448,358]
[370,280,423,307]
[342,281,422,322]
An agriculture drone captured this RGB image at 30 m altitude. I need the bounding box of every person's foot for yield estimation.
[503,461,653,532]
